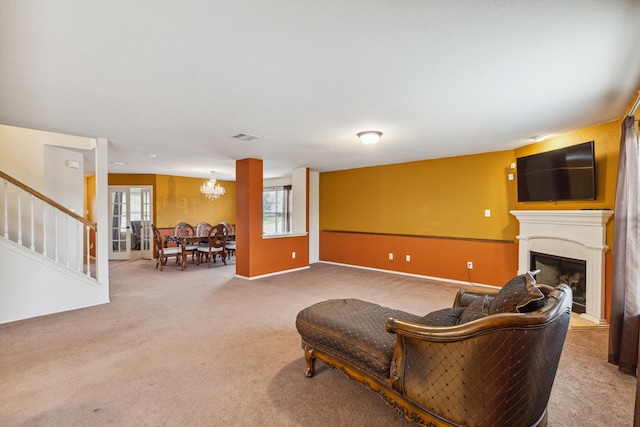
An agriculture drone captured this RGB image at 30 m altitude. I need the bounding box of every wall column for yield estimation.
[236,158,310,279]
[235,158,263,277]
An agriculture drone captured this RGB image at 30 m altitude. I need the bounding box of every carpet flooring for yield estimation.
[1,260,635,426]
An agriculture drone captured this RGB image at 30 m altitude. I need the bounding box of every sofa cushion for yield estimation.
[458,295,491,324]
[489,272,544,314]
[417,307,465,326]
[295,299,422,379]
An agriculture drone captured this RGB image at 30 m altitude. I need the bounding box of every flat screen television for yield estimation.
[516,141,596,202]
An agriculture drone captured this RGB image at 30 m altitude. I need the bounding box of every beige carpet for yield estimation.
[0,260,635,426]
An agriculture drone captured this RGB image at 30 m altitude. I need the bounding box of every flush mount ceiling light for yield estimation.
[357,131,382,145]
[531,135,550,142]
[232,133,260,141]
[200,171,226,200]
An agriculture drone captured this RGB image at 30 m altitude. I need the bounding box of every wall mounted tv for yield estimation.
[516,141,596,202]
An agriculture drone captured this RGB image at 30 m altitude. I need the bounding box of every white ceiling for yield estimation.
[2,1,640,181]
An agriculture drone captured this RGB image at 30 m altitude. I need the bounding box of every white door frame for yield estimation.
[108,185,154,260]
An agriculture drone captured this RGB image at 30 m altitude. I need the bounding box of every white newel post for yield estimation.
[510,210,614,325]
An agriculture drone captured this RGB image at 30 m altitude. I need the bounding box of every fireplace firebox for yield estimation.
[531,252,586,314]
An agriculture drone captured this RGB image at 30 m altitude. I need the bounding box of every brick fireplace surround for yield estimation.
[511,210,614,324]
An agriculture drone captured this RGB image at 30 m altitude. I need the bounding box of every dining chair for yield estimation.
[152,224,182,271]
[196,223,227,267]
[220,221,236,259]
[196,222,213,237]
[194,222,213,263]
[174,222,199,261]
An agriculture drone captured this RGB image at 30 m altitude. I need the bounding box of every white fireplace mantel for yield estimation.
[510,210,614,324]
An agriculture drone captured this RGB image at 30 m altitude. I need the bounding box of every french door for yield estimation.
[108,186,153,260]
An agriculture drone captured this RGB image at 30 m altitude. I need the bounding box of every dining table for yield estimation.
[165,234,208,270]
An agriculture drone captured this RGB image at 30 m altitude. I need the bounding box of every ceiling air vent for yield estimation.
[232,133,260,141]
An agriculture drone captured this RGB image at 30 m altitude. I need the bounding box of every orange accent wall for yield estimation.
[235,159,309,278]
[321,231,517,287]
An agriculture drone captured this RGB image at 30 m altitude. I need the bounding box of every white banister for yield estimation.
[30,194,35,251]
[65,215,70,268]
[0,171,97,280]
[86,224,91,277]
[17,188,22,246]
[42,202,47,257]
[54,208,59,262]
[3,179,7,238]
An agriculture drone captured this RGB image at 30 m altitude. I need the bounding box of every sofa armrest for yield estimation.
[385,284,572,427]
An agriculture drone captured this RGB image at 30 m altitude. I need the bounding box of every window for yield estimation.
[263,185,292,234]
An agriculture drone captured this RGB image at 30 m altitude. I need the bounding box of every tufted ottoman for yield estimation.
[295,298,422,380]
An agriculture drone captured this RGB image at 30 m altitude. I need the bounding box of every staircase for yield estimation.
[0,170,109,324]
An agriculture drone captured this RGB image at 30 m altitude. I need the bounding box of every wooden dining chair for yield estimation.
[152,224,182,271]
[220,221,236,258]
[195,223,227,267]
[196,222,213,237]
[194,222,213,263]
[174,222,199,261]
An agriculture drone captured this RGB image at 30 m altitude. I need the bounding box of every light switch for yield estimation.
[484,209,491,217]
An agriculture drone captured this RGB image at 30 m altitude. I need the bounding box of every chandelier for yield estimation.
[200,171,226,200]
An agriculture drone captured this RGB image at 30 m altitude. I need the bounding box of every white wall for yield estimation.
[292,168,307,234]
[309,171,319,263]
[0,125,45,190]
[44,145,84,213]
[0,240,108,324]
[44,146,84,267]
[0,124,94,192]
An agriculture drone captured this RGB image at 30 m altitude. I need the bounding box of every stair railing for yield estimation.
[0,170,96,278]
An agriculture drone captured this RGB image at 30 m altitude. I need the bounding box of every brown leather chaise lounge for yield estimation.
[296,272,572,427]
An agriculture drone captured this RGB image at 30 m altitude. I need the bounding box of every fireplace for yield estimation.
[511,210,613,324]
[530,252,586,314]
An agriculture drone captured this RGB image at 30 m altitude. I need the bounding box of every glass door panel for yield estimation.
[109,187,131,260]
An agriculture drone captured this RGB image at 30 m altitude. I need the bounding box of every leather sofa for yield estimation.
[296,272,572,427]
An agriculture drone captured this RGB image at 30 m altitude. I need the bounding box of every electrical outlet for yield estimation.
[467,261,473,269]
[292,251,296,259]
[405,255,410,262]
[389,253,393,260]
